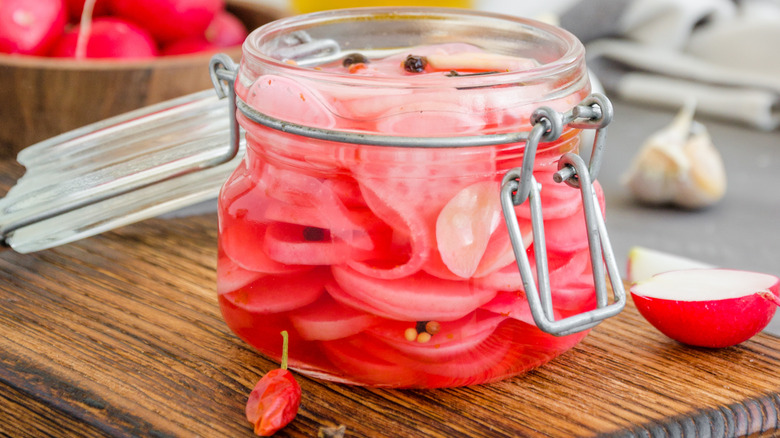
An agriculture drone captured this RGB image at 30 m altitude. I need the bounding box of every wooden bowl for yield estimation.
[0,0,287,159]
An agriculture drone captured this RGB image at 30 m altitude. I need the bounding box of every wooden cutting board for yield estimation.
[0,160,777,437]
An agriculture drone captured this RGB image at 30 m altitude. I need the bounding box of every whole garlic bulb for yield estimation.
[622,102,726,209]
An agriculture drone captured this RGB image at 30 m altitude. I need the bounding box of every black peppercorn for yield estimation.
[342,53,370,68]
[403,54,428,73]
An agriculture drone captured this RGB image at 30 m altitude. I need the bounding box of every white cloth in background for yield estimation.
[556,0,780,130]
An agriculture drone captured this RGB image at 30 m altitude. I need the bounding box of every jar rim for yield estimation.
[241,7,586,88]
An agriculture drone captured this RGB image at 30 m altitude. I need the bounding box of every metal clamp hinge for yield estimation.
[500,95,625,336]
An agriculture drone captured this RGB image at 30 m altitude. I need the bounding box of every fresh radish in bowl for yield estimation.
[49,17,158,59]
[0,0,67,55]
[110,0,224,44]
[630,268,780,348]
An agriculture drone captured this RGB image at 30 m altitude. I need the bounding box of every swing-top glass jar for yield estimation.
[216,7,624,388]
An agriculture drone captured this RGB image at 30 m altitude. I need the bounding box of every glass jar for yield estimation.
[217,8,607,388]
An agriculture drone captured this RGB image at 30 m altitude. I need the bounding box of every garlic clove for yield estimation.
[621,102,726,209]
[674,125,727,208]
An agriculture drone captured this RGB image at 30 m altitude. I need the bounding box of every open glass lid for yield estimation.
[0,70,243,254]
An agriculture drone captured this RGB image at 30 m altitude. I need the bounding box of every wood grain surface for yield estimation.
[0,159,778,438]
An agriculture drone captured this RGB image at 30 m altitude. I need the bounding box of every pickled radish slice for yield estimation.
[320,334,421,387]
[290,294,380,341]
[221,268,328,313]
[543,182,605,254]
[408,336,511,379]
[347,182,431,279]
[436,181,502,278]
[481,292,535,325]
[219,176,302,274]
[472,218,533,278]
[263,222,376,266]
[474,247,587,292]
[332,265,498,321]
[245,75,336,129]
[375,101,486,136]
[514,174,585,220]
[367,310,505,361]
[217,254,264,294]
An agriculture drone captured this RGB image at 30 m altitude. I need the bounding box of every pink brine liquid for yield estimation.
[217,36,599,387]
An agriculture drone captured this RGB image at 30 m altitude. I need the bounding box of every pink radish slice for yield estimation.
[481,292,535,325]
[323,176,368,209]
[474,246,587,292]
[218,173,301,274]
[366,310,505,361]
[374,100,486,137]
[472,218,533,278]
[405,333,512,380]
[435,181,502,279]
[259,165,379,250]
[289,293,380,341]
[263,222,377,266]
[216,254,264,294]
[221,267,329,314]
[0,0,66,55]
[245,75,336,129]
[630,269,780,348]
[263,200,382,249]
[541,181,605,254]
[346,182,431,279]
[320,334,423,387]
[331,265,498,322]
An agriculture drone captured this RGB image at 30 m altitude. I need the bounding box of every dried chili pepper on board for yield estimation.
[246,331,301,436]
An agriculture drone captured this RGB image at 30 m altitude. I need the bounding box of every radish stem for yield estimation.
[76,0,97,59]
[759,290,780,307]
[280,330,289,370]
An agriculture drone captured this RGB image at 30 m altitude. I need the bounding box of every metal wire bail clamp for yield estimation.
[500,95,625,336]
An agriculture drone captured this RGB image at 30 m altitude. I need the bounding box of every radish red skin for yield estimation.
[50,17,158,59]
[110,0,224,44]
[162,12,247,56]
[631,271,780,348]
[0,0,67,55]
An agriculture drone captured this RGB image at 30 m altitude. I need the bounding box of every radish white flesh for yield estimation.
[626,246,713,284]
[631,269,777,301]
[630,268,780,348]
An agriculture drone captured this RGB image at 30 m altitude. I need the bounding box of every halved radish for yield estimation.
[630,269,780,348]
[331,265,498,322]
[289,294,380,341]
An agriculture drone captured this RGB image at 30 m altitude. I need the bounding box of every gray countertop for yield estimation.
[597,98,780,333]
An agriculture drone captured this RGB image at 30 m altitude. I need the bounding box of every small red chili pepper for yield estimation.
[245,331,301,436]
